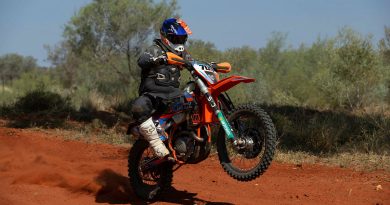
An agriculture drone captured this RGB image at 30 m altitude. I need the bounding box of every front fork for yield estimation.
[194,78,236,140]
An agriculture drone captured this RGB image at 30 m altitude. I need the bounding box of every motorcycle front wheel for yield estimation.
[217,104,276,181]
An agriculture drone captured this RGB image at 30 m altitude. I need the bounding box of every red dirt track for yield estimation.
[0,127,389,205]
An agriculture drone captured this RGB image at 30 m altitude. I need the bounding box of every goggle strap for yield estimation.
[177,19,192,35]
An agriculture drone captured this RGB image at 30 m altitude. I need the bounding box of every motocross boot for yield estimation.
[138,117,170,158]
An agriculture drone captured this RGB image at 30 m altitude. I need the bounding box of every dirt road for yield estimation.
[0,127,388,205]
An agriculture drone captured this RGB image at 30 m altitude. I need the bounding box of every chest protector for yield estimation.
[148,65,181,88]
[145,39,184,88]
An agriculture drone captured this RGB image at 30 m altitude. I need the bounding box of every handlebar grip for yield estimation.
[166,52,193,70]
[172,58,193,71]
[212,62,231,73]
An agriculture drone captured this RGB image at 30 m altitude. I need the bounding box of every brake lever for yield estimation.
[209,62,217,71]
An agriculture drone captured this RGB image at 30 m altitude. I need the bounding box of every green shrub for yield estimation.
[14,89,74,114]
[261,104,390,155]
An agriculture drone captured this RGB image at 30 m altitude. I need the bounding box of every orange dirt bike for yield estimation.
[127,52,276,200]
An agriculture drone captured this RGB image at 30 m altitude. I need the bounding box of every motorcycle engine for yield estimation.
[173,131,196,162]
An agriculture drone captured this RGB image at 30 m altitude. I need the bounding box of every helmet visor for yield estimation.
[167,34,188,45]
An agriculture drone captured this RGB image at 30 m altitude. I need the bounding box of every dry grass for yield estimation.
[275,150,390,172]
[12,125,390,173]
[27,119,131,146]
[60,128,129,145]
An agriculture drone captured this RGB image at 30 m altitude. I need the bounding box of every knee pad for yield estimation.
[131,96,154,123]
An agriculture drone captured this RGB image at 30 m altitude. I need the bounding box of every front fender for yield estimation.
[209,75,255,97]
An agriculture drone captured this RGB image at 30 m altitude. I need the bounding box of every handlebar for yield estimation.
[166,52,193,71]
[166,52,231,73]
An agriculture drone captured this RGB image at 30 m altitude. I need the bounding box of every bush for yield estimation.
[261,104,390,155]
[14,89,73,114]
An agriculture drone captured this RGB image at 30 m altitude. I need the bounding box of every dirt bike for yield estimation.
[127,52,277,200]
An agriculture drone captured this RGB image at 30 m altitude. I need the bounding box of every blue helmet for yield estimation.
[160,18,191,52]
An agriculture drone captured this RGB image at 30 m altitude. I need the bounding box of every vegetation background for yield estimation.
[0,0,389,169]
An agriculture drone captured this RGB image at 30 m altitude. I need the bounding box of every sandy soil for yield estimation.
[0,127,389,205]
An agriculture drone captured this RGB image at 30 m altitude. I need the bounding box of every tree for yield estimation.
[48,0,178,98]
[258,32,288,75]
[187,39,221,62]
[0,53,37,91]
[378,26,390,103]
[45,42,80,89]
[379,26,390,65]
[332,27,381,108]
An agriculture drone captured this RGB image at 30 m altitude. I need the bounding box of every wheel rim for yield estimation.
[138,147,161,186]
[225,111,266,171]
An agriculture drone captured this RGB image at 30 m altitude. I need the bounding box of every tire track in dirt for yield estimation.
[0,127,389,205]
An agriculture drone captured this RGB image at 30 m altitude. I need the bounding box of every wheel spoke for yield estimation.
[224,110,267,171]
[129,140,174,200]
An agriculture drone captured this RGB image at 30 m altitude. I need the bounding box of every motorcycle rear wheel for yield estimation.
[128,139,173,200]
[217,104,276,181]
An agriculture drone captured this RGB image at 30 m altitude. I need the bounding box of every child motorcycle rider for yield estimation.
[131,18,192,158]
